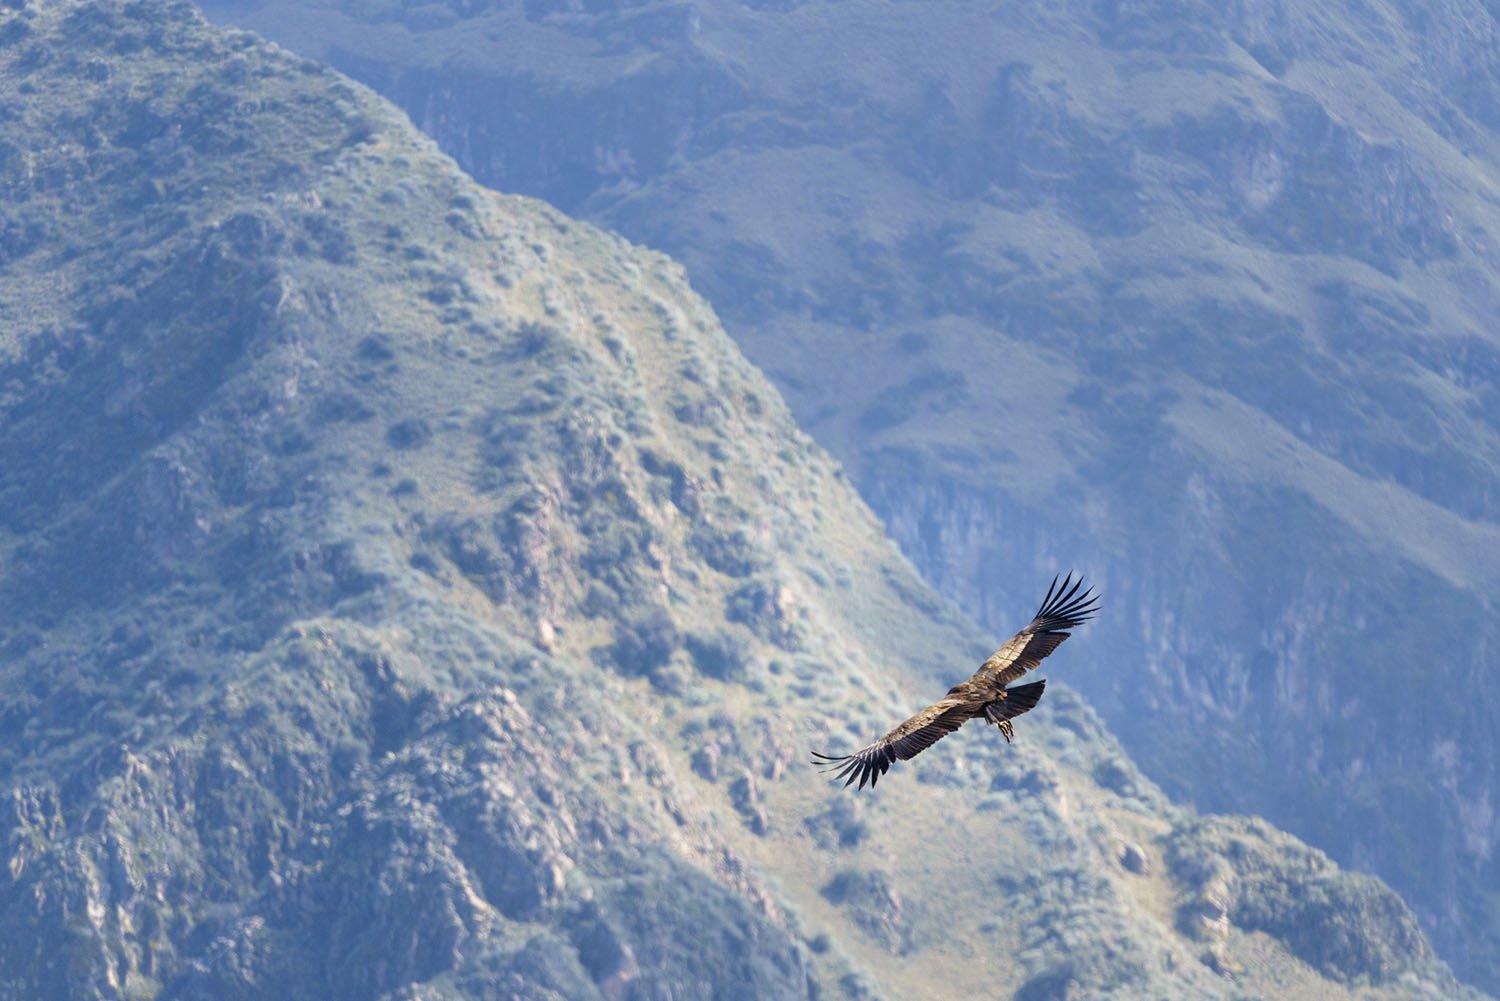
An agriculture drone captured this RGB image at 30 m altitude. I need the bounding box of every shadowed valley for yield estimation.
[0,2,1488,999]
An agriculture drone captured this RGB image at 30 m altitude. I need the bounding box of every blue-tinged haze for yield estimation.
[194,0,1500,989]
[3,2,1481,998]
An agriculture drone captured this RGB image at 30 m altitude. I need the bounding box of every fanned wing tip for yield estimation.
[1033,571,1099,631]
[1039,572,1061,610]
[811,748,884,790]
[810,749,857,787]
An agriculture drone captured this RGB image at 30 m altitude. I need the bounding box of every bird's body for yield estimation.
[813,573,1098,790]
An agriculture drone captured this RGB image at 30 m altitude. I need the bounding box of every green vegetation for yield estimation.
[0,1,1487,999]
[189,0,1500,986]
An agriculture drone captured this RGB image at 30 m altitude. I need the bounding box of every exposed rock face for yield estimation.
[869,468,1498,974]
[0,1,1488,999]
[192,0,1500,987]
[1167,816,1439,986]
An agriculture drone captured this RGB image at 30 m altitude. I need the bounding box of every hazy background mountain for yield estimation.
[185,0,1500,987]
[0,0,1486,998]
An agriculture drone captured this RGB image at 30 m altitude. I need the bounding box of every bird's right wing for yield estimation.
[972,572,1099,689]
[812,699,974,790]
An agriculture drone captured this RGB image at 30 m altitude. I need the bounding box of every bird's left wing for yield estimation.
[973,572,1099,689]
[812,699,974,790]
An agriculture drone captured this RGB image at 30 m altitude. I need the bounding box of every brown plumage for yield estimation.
[812,573,1099,790]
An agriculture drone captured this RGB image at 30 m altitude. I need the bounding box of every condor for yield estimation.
[813,573,1099,790]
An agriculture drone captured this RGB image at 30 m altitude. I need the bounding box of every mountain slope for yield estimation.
[0,2,1484,999]
[190,0,1500,986]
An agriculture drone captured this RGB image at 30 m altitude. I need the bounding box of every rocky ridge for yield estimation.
[0,2,1485,999]
[191,0,1500,985]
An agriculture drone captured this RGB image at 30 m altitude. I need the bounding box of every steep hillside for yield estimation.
[191,0,1500,986]
[0,1,1485,999]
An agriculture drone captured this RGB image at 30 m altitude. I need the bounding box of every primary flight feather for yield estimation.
[812,572,1099,790]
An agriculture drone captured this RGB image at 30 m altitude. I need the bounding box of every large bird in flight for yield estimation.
[813,573,1098,790]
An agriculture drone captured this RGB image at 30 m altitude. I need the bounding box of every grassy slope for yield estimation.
[188,0,1500,986]
[0,1,1484,999]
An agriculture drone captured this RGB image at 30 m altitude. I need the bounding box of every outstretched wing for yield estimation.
[973,572,1099,689]
[811,699,976,790]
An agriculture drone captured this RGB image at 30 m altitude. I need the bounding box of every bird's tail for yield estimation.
[984,680,1046,742]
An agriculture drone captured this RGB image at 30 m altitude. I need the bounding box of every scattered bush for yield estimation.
[684,628,751,681]
[609,606,679,677]
[386,417,432,450]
